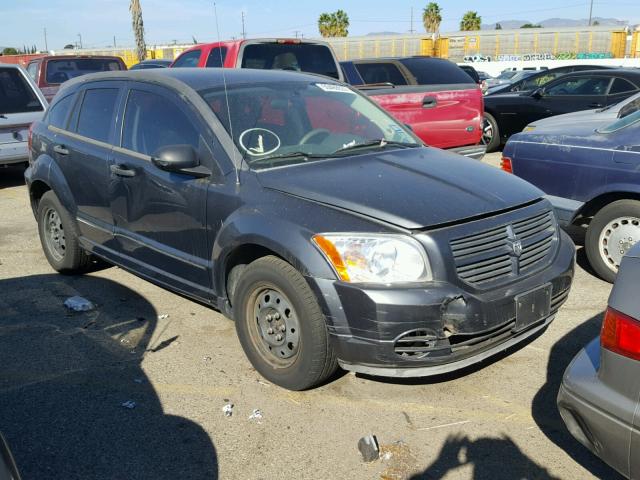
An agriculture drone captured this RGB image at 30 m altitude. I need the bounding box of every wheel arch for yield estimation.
[574,190,640,223]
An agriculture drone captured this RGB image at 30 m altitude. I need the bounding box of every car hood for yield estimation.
[257,148,544,230]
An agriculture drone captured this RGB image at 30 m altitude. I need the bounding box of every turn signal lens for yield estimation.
[312,235,350,281]
[601,307,640,361]
[501,156,513,174]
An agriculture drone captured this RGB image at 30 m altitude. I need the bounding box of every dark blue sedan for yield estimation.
[502,93,640,282]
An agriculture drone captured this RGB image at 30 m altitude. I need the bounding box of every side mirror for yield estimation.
[531,88,544,99]
[151,145,210,177]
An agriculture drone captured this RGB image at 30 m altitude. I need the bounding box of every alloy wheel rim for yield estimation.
[250,287,300,366]
[44,207,66,261]
[598,216,640,271]
[481,117,493,145]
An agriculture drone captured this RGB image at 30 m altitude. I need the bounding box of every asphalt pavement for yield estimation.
[0,157,622,480]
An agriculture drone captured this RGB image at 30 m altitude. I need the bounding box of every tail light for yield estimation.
[28,122,34,152]
[276,39,301,44]
[500,156,513,173]
[601,307,640,361]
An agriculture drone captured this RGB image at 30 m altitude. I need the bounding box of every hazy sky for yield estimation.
[1,0,637,50]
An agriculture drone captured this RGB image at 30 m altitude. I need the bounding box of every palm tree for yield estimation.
[130,0,146,62]
[318,9,350,37]
[422,3,442,33]
[460,11,482,31]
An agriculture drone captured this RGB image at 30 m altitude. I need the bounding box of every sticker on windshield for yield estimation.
[238,128,281,156]
[315,83,355,94]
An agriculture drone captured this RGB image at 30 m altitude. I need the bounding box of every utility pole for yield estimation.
[294,30,300,38]
[43,28,48,51]
[77,33,83,49]
[113,36,116,48]
[241,11,246,39]
[410,7,415,34]
[588,0,594,26]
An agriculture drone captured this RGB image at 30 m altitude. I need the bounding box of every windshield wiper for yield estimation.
[333,139,419,154]
[249,151,328,165]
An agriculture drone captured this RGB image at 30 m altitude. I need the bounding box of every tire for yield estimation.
[482,113,500,153]
[585,200,640,283]
[37,191,91,274]
[233,256,337,390]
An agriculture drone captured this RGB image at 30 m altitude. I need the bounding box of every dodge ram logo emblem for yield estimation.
[511,240,523,257]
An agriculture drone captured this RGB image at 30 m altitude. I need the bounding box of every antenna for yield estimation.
[213,2,240,185]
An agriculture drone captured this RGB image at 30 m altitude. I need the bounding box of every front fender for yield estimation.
[211,207,338,296]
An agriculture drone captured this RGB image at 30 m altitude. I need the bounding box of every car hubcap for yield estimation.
[481,117,493,145]
[44,207,66,261]
[598,216,640,271]
[252,288,300,364]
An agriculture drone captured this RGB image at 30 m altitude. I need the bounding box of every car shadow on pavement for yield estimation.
[531,311,624,479]
[0,274,218,480]
[409,433,562,479]
[0,165,27,190]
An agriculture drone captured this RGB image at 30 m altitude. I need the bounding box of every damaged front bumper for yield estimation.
[309,229,575,378]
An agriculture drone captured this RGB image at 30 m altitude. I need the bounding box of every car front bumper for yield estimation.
[310,229,575,377]
[0,141,28,166]
[557,339,638,479]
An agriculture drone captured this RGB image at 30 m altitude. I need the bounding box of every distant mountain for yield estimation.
[481,17,627,30]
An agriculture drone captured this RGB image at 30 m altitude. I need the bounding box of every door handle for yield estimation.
[588,103,603,108]
[422,96,437,108]
[110,164,136,177]
[53,144,69,155]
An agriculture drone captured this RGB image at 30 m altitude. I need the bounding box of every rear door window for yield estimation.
[172,50,201,68]
[75,88,119,143]
[122,89,199,156]
[399,58,474,85]
[205,47,228,68]
[47,93,76,129]
[240,43,340,79]
[0,68,44,114]
[353,62,408,86]
[45,58,123,84]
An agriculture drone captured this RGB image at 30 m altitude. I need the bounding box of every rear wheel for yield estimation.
[481,113,500,153]
[37,191,91,273]
[585,200,640,283]
[233,256,337,390]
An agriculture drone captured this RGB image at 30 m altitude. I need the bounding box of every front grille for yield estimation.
[451,210,556,287]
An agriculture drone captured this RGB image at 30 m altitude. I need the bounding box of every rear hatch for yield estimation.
[237,40,343,81]
[0,67,45,153]
[363,58,483,149]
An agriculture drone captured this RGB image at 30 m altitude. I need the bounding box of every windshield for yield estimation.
[199,81,419,169]
[598,109,640,134]
[240,43,339,80]
[45,58,124,85]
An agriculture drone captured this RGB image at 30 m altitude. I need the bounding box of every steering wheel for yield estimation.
[299,128,331,145]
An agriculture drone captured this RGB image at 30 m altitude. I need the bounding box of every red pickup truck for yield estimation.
[341,57,485,158]
[170,38,344,81]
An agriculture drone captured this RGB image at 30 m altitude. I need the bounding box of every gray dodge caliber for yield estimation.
[25,69,575,390]
[558,242,640,479]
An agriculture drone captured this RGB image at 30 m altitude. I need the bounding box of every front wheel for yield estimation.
[481,113,500,153]
[585,200,640,283]
[233,256,337,390]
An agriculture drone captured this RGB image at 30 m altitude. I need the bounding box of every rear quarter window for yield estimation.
[399,58,476,85]
[206,47,228,68]
[75,88,119,143]
[172,50,202,68]
[0,68,44,114]
[47,93,76,129]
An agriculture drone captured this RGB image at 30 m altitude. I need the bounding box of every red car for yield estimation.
[342,57,485,158]
[170,38,344,81]
[25,55,127,101]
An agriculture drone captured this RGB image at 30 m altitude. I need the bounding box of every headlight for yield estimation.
[312,234,432,284]
[523,125,536,132]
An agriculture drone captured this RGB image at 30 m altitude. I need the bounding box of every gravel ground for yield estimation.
[0,158,622,480]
